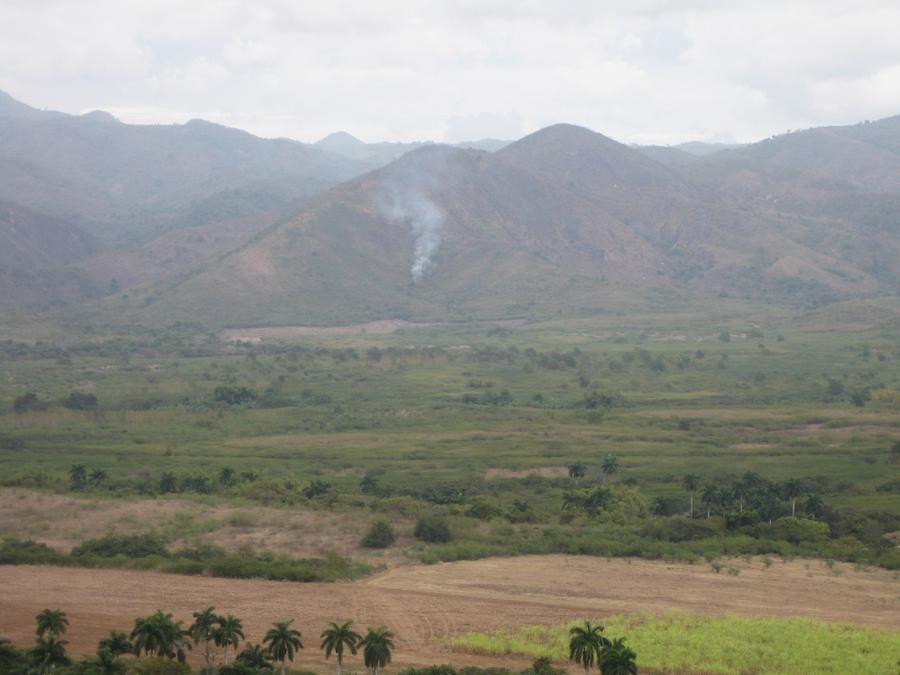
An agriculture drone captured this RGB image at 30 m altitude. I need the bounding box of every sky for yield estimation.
[2,0,900,145]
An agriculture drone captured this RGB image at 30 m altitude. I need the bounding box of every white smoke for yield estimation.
[379,150,447,282]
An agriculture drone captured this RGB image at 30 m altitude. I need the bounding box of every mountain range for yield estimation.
[2,89,900,329]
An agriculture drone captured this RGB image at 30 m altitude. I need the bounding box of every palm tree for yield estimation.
[561,491,583,512]
[92,647,126,675]
[130,610,191,662]
[36,609,68,639]
[568,621,610,675]
[701,483,719,519]
[731,480,747,513]
[219,466,236,487]
[601,455,619,483]
[805,493,825,519]
[98,631,132,656]
[360,627,394,675]
[31,636,69,673]
[88,468,108,489]
[237,643,274,669]
[682,474,702,518]
[190,607,219,674]
[598,637,637,675]
[215,614,244,665]
[321,620,362,675]
[68,464,87,490]
[264,620,303,675]
[782,478,805,517]
[568,463,586,484]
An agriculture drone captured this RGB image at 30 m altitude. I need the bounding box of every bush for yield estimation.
[213,386,257,405]
[361,520,396,548]
[63,391,98,410]
[129,658,193,675]
[71,534,169,558]
[414,515,452,543]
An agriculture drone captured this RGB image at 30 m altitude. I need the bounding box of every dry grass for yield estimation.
[1,555,897,669]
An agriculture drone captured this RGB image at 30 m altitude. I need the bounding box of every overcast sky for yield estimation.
[2,0,900,145]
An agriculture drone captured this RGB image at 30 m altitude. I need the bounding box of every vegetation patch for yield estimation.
[450,613,900,675]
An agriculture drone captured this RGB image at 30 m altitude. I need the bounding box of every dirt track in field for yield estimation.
[2,556,898,669]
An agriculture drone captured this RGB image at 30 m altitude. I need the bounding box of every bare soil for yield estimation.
[1,555,897,670]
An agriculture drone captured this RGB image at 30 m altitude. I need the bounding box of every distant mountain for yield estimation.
[4,87,900,328]
[88,118,899,328]
[0,89,376,310]
[314,131,510,168]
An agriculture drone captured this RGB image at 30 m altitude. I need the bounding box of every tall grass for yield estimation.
[450,612,900,675]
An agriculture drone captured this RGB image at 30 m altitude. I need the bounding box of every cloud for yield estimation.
[1,1,899,144]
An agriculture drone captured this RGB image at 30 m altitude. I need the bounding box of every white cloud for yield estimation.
[0,1,898,144]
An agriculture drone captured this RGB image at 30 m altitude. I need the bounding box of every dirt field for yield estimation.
[222,320,438,341]
[2,555,898,670]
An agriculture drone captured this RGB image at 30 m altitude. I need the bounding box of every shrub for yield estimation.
[414,515,452,543]
[361,520,396,548]
[71,534,169,558]
[63,391,98,410]
[213,386,257,405]
[129,658,193,675]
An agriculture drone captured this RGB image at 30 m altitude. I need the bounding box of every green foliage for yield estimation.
[451,613,900,674]
[63,392,98,411]
[414,515,452,543]
[72,534,169,559]
[361,521,396,548]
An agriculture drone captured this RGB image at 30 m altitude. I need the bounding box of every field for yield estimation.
[2,555,898,671]
[2,309,900,671]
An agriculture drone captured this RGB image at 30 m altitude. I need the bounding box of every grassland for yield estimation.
[450,613,900,674]
[1,310,900,571]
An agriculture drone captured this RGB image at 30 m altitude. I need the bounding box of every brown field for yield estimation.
[0,490,414,564]
[2,555,898,670]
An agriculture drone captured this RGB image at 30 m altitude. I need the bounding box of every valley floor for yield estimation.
[2,554,898,670]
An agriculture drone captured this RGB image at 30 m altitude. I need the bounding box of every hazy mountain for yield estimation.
[314,131,510,168]
[84,118,898,328]
[4,87,900,327]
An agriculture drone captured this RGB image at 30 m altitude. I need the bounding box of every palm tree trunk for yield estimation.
[791,498,796,517]
[584,663,590,675]
[224,644,229,664]
[706,505,710,519]
[281,660,287,675]
[336,657,342,675]
[690,493,694,518]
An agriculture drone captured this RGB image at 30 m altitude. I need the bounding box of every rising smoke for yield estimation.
[378,149,447,282]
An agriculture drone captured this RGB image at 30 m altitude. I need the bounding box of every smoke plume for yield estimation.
[379,149,447,282]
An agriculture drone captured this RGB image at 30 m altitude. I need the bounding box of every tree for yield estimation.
[361,521,396,549]
[236,643,273,669]
[219,467,236,488]
[31,636,70,673]
[131,610,191,662]
[701,483,719,519]
[682,474,702,518]
[159,472,178,494]
[98,631,132,657]
[782,479,805,517]
[68,465,88,491]
[89,468,108,489]
[414,515,451,543]
[568,463,586,483]
[63,392,98,411]
[360,472,379,495]
[562,491,583,512]
[14,392,47,415]
[598,637,637,675]
[263,620,303,675]
[568,621,610,675]
[91,647,126,675]
[36,609,68,639]
[190,607,219,674]
[601,455,619,483]
[360,627,394,675]
[805,493,825,519]
[321,620,362,675]
[215,614,245,665]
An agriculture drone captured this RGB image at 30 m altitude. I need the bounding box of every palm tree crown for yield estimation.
[264,620,303,675]
[215,614,244,664]
[36,609,68,639]
[360,626,395,675]
[598,637,637,675]
[321,620,362,675]
[568,621,610,675]
[130,610,191,662]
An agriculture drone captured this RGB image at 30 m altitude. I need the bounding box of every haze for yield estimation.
[2,0,900,144]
